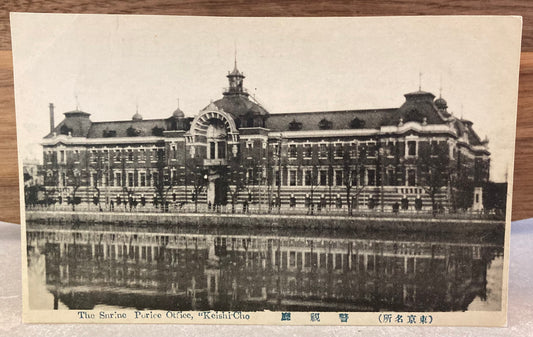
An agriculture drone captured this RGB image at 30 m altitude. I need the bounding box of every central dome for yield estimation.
[213,95,269,118]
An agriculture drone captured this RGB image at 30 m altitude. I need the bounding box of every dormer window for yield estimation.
[103,130,116,137]
[152,126,164,136]
[127,126,142,137]
[318,118,332,130]
[350,118,365,129]
[288,119,302,131]
[60,125,72,135]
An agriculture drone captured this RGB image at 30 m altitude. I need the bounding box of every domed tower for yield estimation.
[168,103,190,131]
[224,59,248,97]
[132,111,143,121]
[172,106,185,119]
[212,59,269,129]
[434,97,448,111]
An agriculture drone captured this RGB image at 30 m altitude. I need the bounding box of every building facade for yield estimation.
[39,63,490,213]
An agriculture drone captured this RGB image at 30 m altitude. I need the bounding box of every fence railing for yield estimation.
[25,201,504,221]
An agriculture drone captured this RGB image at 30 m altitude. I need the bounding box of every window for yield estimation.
[289,144,297,158]
[128,150,134,162]
[128,173,134,187]
[335,254,342,269]
[289,170,297,186]
[304,170,313,186]
[92,173,98,187]
[387,168,395,186]
[303,144,312,158]
[304,252,311,268]
[335,170,343,186]
[60,150,65,163]
[115,172,122,187]
[164,171,170,186]
[367,169,376,186]
[367,143,376,157]
[153,172,159,186]
[335,144,343,158]
[140,172,146,187]
[217,141,226,159]
[171,170,177,184]
[210,142,216,159]
[350,144,358,158]
[272,143,279,155]
[320,170,328,186]
[247,168,254,185]
[407,169,416,186]
[319,144,327,158]
[289,251,296,267]
[351,170,358,186]
[407,141,417,156]
[246,141,253,149]
[274,169,280,186]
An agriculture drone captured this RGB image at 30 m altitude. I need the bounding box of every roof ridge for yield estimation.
[90,118,167,124]
[270,108,397,116]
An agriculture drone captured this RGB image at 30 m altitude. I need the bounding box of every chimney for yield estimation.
[49,103,55,133]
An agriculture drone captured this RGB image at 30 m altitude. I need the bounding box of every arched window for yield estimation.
[206,119,227,160]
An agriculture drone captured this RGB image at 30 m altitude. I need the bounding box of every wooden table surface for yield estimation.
[0,2,532,224]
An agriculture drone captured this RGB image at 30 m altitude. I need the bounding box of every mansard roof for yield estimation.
[87,119,167,138]
[265,108,397,132]
[266,91,452,132]
[453,118,485,146]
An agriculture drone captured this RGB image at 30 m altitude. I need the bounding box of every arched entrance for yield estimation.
[188,104,239,208]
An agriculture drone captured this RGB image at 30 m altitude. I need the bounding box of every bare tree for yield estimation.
[65,161,83,211]
[417,141,450,216]
[185,156,208,213]
[343,143,367,215]
[223,161,248,213]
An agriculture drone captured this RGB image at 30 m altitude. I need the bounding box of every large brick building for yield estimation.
[39,62,490,213]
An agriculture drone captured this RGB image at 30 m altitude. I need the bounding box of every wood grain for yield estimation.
[0,1,533,51]
[1,49,531,224]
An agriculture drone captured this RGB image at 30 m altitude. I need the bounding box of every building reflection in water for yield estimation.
[26,222,503,312]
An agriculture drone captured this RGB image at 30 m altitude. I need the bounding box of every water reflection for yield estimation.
[26,222,503,312]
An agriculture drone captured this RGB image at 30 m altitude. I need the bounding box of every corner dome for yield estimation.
[132,112,143,121]
[172,107,185,118]
[434,97,448,110]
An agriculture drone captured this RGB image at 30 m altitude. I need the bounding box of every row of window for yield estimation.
[46,139,450,166]
[281,168,418,187]
[45,148,168,164]
[60,170,182,188]
[59,167,420,188]
[285,141,420,159]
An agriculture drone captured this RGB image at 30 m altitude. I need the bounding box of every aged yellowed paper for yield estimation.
[11,13,522,326]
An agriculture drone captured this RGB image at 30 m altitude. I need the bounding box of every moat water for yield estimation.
[26,221,504,312]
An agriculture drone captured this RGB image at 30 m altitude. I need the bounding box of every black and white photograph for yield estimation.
[11,14,521,325]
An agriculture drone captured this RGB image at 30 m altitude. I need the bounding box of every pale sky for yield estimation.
[11,14,522,182]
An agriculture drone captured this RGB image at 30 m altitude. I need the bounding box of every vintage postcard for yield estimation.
[11,13,521,325]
